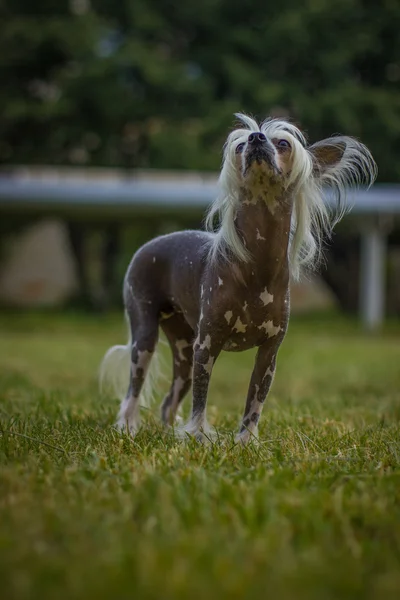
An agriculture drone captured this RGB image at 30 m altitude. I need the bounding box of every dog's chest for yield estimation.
[224,295,284,350]
[201,277,288,352]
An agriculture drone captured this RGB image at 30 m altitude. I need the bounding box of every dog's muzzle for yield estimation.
[245,132,276,170]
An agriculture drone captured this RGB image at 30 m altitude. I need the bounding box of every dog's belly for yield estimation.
[223,338,255,352]
[222,325,279,352]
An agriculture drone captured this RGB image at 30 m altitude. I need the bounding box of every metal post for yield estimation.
[359,223,386,331]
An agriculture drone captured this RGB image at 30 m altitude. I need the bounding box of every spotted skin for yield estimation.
[160,313,194,425]
[115,134,292,442]
[236,348,277,444]
[116,310,158,433]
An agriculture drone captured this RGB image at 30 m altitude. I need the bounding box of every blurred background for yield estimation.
[0,0,399,328]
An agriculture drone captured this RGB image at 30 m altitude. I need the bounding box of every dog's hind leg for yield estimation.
[160,313,194,426]
[116,308,159,434]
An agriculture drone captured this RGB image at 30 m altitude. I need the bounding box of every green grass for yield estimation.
[1,311,400,600]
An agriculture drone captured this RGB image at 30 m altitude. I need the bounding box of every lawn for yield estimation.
[0,311,400,600]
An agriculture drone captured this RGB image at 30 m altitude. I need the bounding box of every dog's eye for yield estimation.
[235,142,245,154]
[277,139,291,149]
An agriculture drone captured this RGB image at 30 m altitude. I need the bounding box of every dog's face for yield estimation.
[235,131,294,184]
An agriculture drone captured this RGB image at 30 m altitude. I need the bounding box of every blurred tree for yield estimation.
[0,0,399,179]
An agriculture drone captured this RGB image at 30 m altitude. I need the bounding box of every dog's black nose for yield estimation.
[248,132,266,145]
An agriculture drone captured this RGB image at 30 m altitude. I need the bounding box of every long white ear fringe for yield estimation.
[290,135,377,279]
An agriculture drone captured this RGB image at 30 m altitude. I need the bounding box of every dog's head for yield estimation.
[220,113,376,202]
[221,114,312,198]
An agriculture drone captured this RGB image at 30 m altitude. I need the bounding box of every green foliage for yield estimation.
[1,0,399,178]
[1,312,400,598]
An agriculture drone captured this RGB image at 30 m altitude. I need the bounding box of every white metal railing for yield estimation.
[1,171,399,330]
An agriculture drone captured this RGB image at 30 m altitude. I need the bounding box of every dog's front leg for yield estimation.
[182,330,222,441]
[236,343,278,444]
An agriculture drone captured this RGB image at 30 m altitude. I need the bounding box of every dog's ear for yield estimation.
[308,136,377,187]
[308,137,347,177]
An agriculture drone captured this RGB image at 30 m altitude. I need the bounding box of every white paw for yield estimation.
[115,415,140,435]
[174,422,216,443]
[235,428,258,445]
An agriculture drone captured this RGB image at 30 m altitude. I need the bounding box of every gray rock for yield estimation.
[0,219,78,307]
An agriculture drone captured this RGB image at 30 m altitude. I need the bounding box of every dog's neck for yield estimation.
[234,184,293,283]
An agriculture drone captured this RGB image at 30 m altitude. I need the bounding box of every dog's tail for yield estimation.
[99,310,161,407]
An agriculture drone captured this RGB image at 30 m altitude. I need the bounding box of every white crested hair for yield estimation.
[205,113,377,279]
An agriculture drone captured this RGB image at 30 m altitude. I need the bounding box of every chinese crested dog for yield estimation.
[101,114,376,443]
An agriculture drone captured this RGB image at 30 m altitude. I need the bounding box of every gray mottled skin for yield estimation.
[120,135,292,443]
